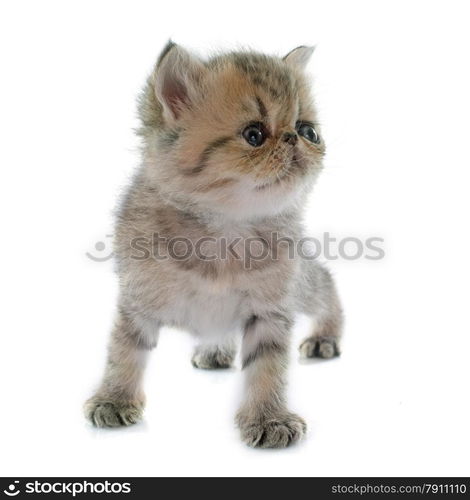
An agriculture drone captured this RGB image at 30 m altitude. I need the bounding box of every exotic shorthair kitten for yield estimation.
[85,42,343,448]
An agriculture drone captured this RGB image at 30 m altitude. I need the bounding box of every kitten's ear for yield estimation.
[283,45,315,70]
[154,41,207,123]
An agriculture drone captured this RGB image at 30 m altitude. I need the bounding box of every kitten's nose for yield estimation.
[282,131,298,145]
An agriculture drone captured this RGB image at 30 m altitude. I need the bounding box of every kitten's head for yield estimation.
[138,42,325,219]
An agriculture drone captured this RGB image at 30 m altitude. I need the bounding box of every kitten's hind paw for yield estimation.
[237,411,307,449]
[191,346,235,369]
[84,397,144,428]
[299,337,340,359]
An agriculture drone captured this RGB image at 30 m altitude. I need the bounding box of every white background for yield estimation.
[1,0,469,477]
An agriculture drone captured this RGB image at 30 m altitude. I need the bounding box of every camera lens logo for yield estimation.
[86,234,114,262]
[3,481,20,497]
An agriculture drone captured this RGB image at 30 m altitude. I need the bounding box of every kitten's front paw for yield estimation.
[299,337,340,359]
[191,347,234,369]
[84,397,144,428]
[236,411,306,449]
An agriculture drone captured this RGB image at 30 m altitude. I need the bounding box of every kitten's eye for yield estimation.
[242,123,266,147]
[296,122,320,144]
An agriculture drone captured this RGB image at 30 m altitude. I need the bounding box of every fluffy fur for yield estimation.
[85,42,343,448]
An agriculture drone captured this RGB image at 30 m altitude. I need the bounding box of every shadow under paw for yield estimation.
[237,412,306,449]
[84,398,143,428]
[299,337,340,359]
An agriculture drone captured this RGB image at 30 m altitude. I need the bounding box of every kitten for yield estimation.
[84,42,343,448]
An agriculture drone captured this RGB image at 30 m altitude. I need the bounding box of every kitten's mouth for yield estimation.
[255,155,301,191]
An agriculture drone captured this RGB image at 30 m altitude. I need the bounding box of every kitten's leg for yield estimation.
[236,312,306,448]
[84,310,158,427]
[191,339,237,369]
[296,260,343,359]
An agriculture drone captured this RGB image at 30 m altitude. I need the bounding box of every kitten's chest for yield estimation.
[176,226,295,282]
[167,279,248,337]
[163,232,296,334]
[139,221,299,335]
[155,243,289,335]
